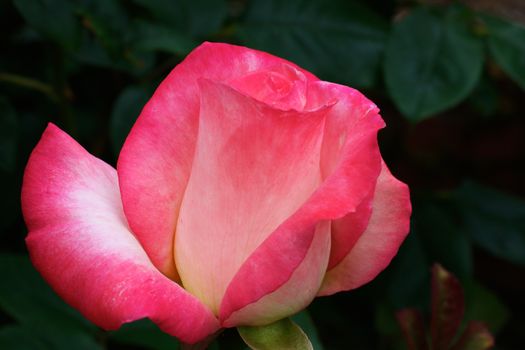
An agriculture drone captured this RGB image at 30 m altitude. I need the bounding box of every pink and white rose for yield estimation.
[22,42,411,344]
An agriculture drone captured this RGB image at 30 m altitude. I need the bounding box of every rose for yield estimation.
[22,42,411,345]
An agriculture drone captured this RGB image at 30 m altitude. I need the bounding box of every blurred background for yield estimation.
[1,0,524,349]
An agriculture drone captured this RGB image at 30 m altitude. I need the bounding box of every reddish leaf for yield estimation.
[451,321,495,350]
[430,264,465,350]
[396,309,429,350]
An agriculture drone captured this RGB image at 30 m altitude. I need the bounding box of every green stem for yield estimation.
[0,72,59,102]
[51,46,76,136]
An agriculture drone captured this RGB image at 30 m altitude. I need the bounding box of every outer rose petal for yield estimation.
[117,42,317,278]
[175,79,329,315]
[219,83,385,325]
[221,221,331,327]
[318,162,411,296]
[308,82,382,269]
[327,189,374,270]
[22,124,219,344]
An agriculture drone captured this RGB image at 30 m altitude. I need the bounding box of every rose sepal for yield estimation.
[238,317,313,350]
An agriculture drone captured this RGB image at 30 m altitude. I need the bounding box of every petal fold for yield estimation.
[22,124,219,344]
[318,162,411,296]
[221,221,331,327]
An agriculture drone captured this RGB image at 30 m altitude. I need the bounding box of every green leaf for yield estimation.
[0,254,102,350]
[430,264,464,350]
[74,34,155,74]
[29,326,103,350]
[109,318,180,350]
[74,0,155,74]
[0,97,18,173]
[0,254,92,332]
[395,309,429,350]
[450,321,494,350]
[13,0,80,49]
[384,7,483,121]
[466,75,499,117]
[375,303,399,336]
[131,0,227,37]
[463,282,509,334]
[238,318,313,350]
[455,181,525,266]
[291,311,324,350]
[486,15,525,90]
[0,326,47,350]
[413,197,473,279]
[386,232,429,309]
[110,86,150,155]
[238,0,388,88]
[76,0,129,59]
[133,20,198,56]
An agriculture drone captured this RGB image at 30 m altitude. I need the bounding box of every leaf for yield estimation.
[384,7,483,121]
[0,254,93,332]
[486,15,525,90]
[463,282,509,334]
[413,197,473,279]
[74,0,155,74]
[238,0,388,88]
[0,254,103,350]
[386,232,430,309]
[238,318,313,350]
[0,97,18,173]
[109,318,180,350]
[13,0,80,49]
[450,321,494,350]
[133,20,198,56]
[291,311,324,350]
[455,181,525,266]
[430,264,465,350]
[76,0,130,59]
[375,303,400,336]
[396,309,429,350]
[131,0,227,37]
[110,86,150,155]
[29,326,103,350]
[74,34,155,74]
[466,75,499,117]
[0,326,47,350]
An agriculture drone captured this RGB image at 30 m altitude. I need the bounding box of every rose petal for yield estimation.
[307,82,383,269]
[327,190,374,270]
[22,124,219,344]
[221,221,331,327]
[175,79,329,315]
[117,42,317,278]
[219,83,385,324]
[229,63,309,111]
[318,162,411,296]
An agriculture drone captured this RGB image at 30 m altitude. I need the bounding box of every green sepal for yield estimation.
[238,318,313,350]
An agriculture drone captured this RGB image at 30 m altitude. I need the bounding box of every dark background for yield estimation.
[1,0,524,349]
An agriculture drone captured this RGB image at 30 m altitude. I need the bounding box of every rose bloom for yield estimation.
[22,42,411,344]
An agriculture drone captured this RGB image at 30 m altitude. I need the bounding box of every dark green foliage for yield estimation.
[110,85,150,155]
[109,319,181,350]
[0,97,18,173]
[384,6,483,121]
[1,0,524,349]
[486,15,525,90]
[396,265,495,350]
[456,182,525,266]
[239,0,388,88]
